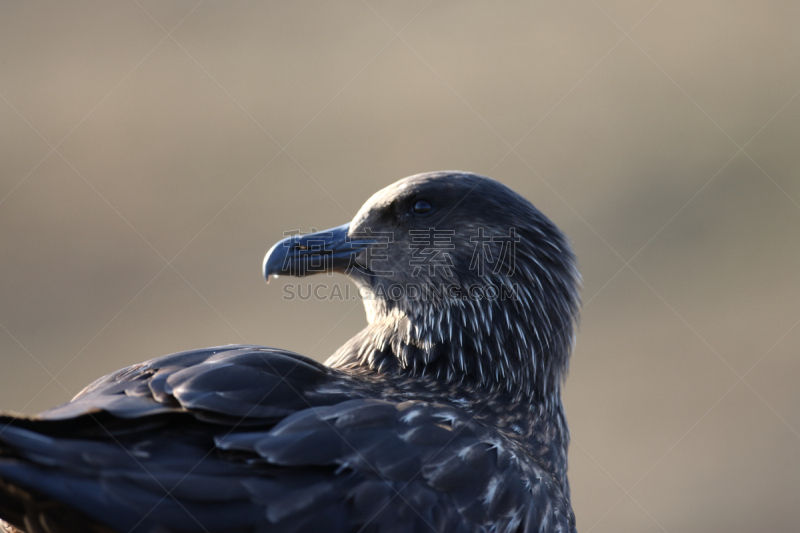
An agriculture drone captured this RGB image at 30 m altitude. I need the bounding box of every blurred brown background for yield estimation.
[1,1,799,531]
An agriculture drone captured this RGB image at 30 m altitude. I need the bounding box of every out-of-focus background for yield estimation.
[1,1,799,531]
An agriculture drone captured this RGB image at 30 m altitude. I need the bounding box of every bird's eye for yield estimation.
[412,199,432,215]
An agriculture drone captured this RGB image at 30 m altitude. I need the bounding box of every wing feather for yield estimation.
[0,346,574,532]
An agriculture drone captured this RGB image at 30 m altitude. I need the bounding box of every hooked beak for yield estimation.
[263,223,375,280]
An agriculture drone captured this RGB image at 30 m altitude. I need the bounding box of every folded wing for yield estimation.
[0,345,572,533]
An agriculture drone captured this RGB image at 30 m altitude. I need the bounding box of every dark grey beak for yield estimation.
[263,224,375,280]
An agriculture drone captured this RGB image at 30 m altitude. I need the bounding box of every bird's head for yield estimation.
[264,171,580,402]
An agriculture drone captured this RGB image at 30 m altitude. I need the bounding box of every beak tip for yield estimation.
[263,241,283,281]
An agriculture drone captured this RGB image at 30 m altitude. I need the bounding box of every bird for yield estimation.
[0,171,581,533]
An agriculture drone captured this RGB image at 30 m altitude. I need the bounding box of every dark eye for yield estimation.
[412,199,432,215]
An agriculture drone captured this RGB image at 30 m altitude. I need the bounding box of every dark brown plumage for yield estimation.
[0,171,580,533]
